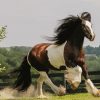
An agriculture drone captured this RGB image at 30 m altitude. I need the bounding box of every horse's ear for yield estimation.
[81,12,91,22]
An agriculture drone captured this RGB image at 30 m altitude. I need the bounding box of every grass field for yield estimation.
[1,93,100,100]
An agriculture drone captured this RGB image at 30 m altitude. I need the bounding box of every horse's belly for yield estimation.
[46,43,66,69]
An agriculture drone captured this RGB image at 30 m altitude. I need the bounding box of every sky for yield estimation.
[0,0,100,47]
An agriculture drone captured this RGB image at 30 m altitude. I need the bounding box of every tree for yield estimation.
[0,26,7,41]
[0,63,6,73]
[0,25,7,72]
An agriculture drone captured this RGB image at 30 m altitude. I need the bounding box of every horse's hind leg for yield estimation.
[36,72,48,98]
[39,72,66,96]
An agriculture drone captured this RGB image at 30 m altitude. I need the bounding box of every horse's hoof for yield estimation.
[93,90,100,97]
[58,85,66,96]
[37,95,48,99]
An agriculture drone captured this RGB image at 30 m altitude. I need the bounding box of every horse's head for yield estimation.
[64,66,82,90]
[80,12,95,41]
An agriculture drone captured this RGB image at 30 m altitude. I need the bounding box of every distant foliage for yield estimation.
[0,26,7,41]
[84,45,100,56]
[0,46,31,73]
[84,45,100,71]
[0,63,6,73]
[0,45,100,74]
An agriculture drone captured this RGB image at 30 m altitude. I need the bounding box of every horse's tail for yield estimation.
[12,56,32,91]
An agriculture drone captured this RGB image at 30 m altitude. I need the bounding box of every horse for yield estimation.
[11,12,100,98]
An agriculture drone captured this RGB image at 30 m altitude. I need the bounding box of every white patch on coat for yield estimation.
[85,79,99,96]
[64,66,82,88]
[85,21,94,37]
[46,42,66,69]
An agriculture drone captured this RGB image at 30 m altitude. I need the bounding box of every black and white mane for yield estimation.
[53,16,82,44]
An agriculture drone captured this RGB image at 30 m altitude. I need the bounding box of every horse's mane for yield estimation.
[52,15,81,45]
[46,12,91,45]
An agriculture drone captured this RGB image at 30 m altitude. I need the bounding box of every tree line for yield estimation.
[0,46,31,74]
[0,45,100,74]
[84,45,100,56]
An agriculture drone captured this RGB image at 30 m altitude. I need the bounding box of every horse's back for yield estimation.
[31,43,51,63]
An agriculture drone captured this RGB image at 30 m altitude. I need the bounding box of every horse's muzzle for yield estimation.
[89,33,95,41]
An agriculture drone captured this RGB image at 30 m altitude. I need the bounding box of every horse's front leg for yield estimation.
[81,64,100,97]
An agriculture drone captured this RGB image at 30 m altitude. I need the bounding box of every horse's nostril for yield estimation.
[90,35,92,39]
[90,35,95,41]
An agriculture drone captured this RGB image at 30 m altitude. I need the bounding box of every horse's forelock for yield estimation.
[81,12,91,22]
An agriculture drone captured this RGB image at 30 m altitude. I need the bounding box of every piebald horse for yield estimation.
[12,12,100,98]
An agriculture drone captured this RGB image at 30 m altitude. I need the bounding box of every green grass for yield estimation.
[51,93,100,100]
[1,93,100,100]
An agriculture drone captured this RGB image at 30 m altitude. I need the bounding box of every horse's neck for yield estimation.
[64,42,84,67]
[65,37,84,59]
[68,33,84,50]
[69,25,85,49]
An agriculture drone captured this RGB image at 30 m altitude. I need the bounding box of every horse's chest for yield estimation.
[46,43,66,69]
